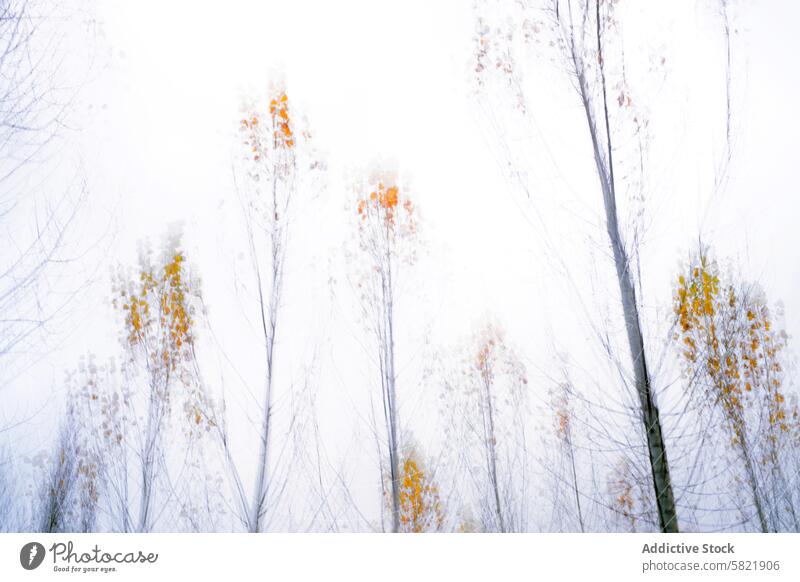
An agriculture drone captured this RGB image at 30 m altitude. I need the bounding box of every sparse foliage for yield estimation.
[351,169,418,532]
[109,231,206,531]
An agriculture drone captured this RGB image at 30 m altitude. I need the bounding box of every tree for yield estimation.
[550,379,584,532]
[547,0,679,533]
[0,0,90,388]
[227,86,323,532]
[351,169,418,532]
[472,0,679,532]
[35,408,99,533]
[36,423,78,533]
[673,251,798,532]
[109,230,206,532]
[0,447,15,531]
[440,322,529,532]
[1,0,94,528]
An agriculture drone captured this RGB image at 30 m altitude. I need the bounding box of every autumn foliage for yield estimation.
[118,252,193,366]
[269,93,294,149]
[673,251,796,531]
[240,92,295,163]
[397,451,444,533]
[674,254,790,445]
[607,458,650,533]
[112,236,212,437]
[356,179,415,234]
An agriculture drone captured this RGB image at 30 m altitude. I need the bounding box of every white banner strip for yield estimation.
[1,533,798,581]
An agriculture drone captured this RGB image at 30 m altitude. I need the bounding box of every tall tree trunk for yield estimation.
[249,260,280,531]
[565,428,585,532]
[565,0,680,532]
[739,435,769,532]
[481,375,507,532]
[382,248,401,533]
[138,373,165,533]
[248,184,283,533]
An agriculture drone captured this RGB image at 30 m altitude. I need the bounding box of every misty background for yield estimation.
[1,0,799,532]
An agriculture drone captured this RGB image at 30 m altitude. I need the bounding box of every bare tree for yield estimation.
[36,424,77,533]
[472,0,679,532]
[1,1,95,530]
[35,398,100,534]
[548,0,678,533]
[550,378,584,532]
[440,322,529,532]
[0,448,12,530]
[0,0,92,388]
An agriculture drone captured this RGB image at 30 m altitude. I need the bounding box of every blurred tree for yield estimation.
[228,87,323,532]
[0,0,91,388]
[110,231,206,531]
[674,251,798,531]
[441,322,528,532]
[472,0,678,531]
[351,169,418,532]
[551,379,584,532]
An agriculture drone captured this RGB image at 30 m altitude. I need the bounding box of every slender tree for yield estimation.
[36,423,78,533]
[551,380,584,532]
[440,322,529,532]
[549,0,678,533]
[0,447,15,531]
[34,391,100,533]
[351,170,418,532]
[0,0,92,388]
[110,231,205,531]
[472,0,679,532]
[227,87,323,532]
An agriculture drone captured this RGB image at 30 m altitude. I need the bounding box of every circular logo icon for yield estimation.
[20,542,46,570]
